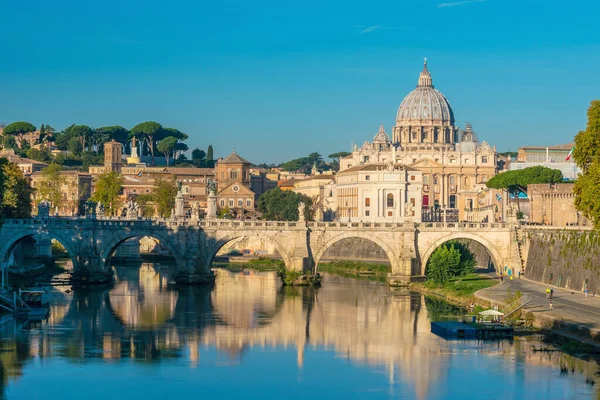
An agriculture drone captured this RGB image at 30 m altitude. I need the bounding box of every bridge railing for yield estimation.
[416,222,510,230]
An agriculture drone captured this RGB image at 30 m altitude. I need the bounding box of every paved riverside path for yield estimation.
[476,277,600,336]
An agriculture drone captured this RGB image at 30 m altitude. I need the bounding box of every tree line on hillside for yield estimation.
[262,151,351,173]
[0,121,214,170]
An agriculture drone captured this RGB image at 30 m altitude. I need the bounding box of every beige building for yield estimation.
[0,151,48,176]
[292,173,337,221]
[528,183,588,226]
[336,164,422,222]
[340,60,497,222]
[30,171,92,216]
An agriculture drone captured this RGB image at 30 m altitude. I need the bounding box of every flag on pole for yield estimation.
[565,146,574,161]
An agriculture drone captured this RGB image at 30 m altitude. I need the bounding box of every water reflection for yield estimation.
[0,264,597,399]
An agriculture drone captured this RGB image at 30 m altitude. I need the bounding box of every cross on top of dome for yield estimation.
[417,57,433,88]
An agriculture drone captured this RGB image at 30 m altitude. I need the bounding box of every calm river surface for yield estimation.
[0,264,597,400]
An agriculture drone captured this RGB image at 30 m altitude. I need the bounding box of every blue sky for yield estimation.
[1,0,599,164]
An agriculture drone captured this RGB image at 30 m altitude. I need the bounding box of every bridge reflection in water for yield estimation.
[0,264,597,399]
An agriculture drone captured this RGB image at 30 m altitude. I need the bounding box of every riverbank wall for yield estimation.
[521,227,599,293]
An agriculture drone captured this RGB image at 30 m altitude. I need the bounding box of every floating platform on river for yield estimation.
[431,321,514,339]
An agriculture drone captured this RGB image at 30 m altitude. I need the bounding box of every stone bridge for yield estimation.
[0,216,520,285]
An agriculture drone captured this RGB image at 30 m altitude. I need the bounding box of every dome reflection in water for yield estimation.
[0,263,596,400]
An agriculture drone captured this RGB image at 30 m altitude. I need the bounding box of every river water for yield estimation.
[0,264,597,400]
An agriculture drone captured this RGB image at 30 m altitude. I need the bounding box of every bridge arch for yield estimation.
[204,233,293,270]
[101,230,182,271]
[0,230,79,269]
[419,232,504,276]
[313,232,398,274]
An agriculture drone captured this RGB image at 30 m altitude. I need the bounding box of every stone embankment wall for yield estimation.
[523,228,600,293]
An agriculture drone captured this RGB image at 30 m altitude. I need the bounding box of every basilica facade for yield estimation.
[338,60,498,222]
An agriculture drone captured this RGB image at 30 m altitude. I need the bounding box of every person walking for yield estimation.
[546,288,551,298]
[550,287,554,299]
[518,270,521,279]
[585,287,589,298]
[549,298,553,310]
[510,275,513,282]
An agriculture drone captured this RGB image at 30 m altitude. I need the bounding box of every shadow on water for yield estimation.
[0,264,598,399]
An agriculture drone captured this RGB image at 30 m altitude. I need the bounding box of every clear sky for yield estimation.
[1,0,599,164]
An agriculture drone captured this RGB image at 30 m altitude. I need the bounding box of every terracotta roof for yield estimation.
[31,170,91,177]
[1,154,48,166]
[279,179,296,188]
[295,174,335,182]
[163,167,215,175]
[218,150,251,165]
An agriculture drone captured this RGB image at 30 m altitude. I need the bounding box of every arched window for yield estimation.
[449,175,455,185]
[434,175,439,185]
[423,175,429,185]
[464,176,469,186]
[387,193,394,208]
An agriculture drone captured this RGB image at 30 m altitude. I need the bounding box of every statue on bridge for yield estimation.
[404,201,414,221]
[96,202,105,217]
[126,199,139,219]
[297,201,306,222]
[37,199,50,219]
[191,201,201,220]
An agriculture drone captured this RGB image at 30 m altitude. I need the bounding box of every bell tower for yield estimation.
[104,140,122,173]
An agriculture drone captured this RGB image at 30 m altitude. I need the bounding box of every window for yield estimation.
[412,132,417,140]
[423,175,429,185]
[464,176,469,186]
[434,175,439,185]
[230,170,238,179]
[449,195,456,209]
[364,156,370,163]
[482,156,488,163]
[365,175,370,181]
[411,175,415,181]
[412,158,417,163]
[229,199,234,207]
[221,171,225,179]
[387,193,394,208]
[449,175,455,185]
[388,211,393,216]
[482,175,487,183]
[365,210,370,216]
[237,199,243,207]
[246,199,252,207]
[422,195,429,208]
[365,198,370,207]
[220,199,225,207]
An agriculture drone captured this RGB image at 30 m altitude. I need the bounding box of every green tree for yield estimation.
[574,100,600,228]
[2,135,17,149]
[3,121,36,148]
[157,136,179,166]
[36,164,65,211]
[0,160,34,218]
[257,188,313,221]
[26,146,53,163]
[135,194,156,218]
[191,148,206,166]
[130,121,165,165]
[486,165,563,210]
[69,124,94,152]
[68,136,83,155]
[328,151,351,159]
[96,126,129,145]
[92,172,124,216]
[426,246,454,284]
[206,145,214,168]
[154,177,177,217]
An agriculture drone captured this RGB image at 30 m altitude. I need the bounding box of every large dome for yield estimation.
[396,60,455,125]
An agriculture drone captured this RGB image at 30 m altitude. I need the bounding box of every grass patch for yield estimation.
[413,274,498,305]
[318,261,389,276]
[213,257,284,272]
